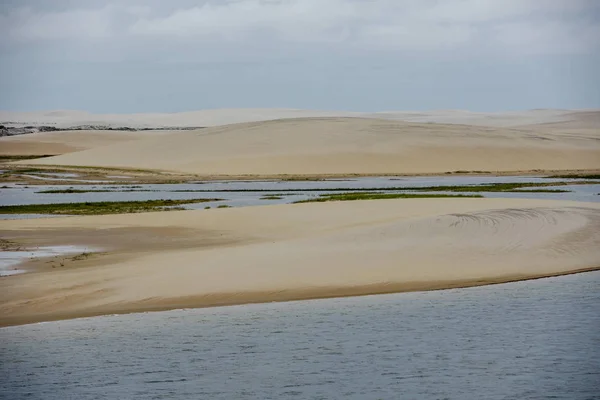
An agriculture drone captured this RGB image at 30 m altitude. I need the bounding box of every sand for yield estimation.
[3,109,598,175]
[0,108,361,129]
[1,108,596,128]
[1,198,599,327]
[15,117,600,176]
[0,129,175,156]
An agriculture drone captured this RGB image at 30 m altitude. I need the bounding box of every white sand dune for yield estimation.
[0,108,361,129]
[18,117,600,175]
[369,109,600,127]
[1,198,599,326]
[0,130,174,155]
[2,108,597,128]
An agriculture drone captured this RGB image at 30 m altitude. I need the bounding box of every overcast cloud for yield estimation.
[1,0,599,112]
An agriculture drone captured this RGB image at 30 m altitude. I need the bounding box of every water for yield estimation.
[1,271,599,399]
[19,174,111,183]
[1,176,599,215]
[0,245,94,276]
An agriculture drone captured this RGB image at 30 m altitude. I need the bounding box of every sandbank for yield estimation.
[1,198,599,327]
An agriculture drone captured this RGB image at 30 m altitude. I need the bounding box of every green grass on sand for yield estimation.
[294,193,482,203]
[0,198,222,215]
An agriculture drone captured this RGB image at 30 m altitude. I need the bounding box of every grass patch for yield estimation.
[70,252,93,261]
[548,174,600,179]
[402,182,572,193]
[0,198,223,215]
[43,165,164,174]
[260,195,283,200]
[11,168,57,174]
[294,193,482,204]
[506,189,570,193]
[217,204,232,208]
[0,155,56,162]
[38,186,153,194]
[159,181,576,193]
[37,189,114,194]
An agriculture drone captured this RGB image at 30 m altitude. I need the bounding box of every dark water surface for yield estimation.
[2,272,599,400]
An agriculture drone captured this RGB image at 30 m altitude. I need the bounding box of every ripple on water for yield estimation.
[1,271,599,399]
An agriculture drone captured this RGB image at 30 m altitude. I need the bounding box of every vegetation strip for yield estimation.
[0,198,223,215]
[34,181,580,194]
[0,155,56,162]
[37,189,115,194]
[174,181,578,193]
[547,174,600,179]
[293,193,482,203]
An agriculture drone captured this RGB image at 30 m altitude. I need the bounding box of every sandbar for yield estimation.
[1,198,599,327]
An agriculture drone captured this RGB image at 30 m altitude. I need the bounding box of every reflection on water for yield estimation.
[1,271,599,399]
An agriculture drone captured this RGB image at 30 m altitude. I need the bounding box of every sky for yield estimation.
[1,0,599,113]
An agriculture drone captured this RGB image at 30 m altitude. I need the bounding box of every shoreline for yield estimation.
[1,266,599,328]
[2,164,600,186]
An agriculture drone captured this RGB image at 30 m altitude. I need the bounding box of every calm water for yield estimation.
[1,176,599,213]
[1,271,599,400]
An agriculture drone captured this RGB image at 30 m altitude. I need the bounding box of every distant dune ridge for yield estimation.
[1,108,599,175]
[1,108,597,129]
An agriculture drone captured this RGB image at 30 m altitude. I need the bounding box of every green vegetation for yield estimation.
[38,186,148,194]
[217,204,232,208]
[48,164,162,173]
[31,181,584,195]
[548,174,600,179]
[70,252,93,261]
[156,181,577,193]
[405,183,572,193]
[11,168,56,174]
[37,189,113,194]
[0,198,223,215]
[0,155,56,162]
[294,193,482,204]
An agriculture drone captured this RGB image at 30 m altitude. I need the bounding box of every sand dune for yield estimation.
[3,109,598,174]
[19,117,600,176]
[514,110,600,131]
[2,108,597,128]
[370,109,600,128]
[1,198,599,326]
[0,130,174,155]
[0,108,361,129]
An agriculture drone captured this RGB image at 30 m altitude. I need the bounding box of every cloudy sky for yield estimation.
[1,0,599,113]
